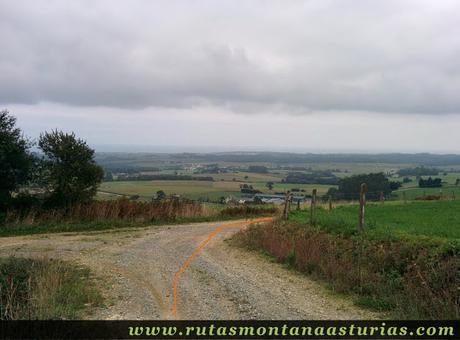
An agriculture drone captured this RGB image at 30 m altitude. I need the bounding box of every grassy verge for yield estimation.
[0,200,278,237]
[231,214,459,319]
[0,257,102,319]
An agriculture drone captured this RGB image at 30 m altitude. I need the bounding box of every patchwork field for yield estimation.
[98,179,337,201]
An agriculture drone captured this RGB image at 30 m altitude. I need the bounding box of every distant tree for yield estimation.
[156,190,166,200]
[397,166,439,177]
[402,177,412,183]
[389,181,402,190]
[104,171,114,181]
[266,181,274,191]
[284,171,339,185]
[0,110,34,210]
[38,130,103,207]
[244,175,249,180]
[418,177,442,188]
[456,178,460,186]
[240,183,261,194]
[329,173,393,200]
[253,196,263,204]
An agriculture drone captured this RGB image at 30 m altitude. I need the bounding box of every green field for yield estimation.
[99,180,246,200]
[289,200,460,240]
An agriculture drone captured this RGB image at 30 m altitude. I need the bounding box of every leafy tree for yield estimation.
[455,178,460,186]
[389,181,402,190]
[38,130,103,207]
[266,181,274,191]
[0,110,33,210]
[328,173,393,200]
[156,190,166,200]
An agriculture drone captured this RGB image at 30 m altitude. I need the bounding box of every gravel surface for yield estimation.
[0,221,378,320]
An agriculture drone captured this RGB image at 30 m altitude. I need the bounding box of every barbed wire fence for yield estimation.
[282,183,459,232]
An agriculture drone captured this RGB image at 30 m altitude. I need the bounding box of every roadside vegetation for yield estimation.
[232,200,459,319]
[0,257,102,320]
[2,199,277,237]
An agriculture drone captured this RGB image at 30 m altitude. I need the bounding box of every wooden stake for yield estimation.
[287,193,293,212]
[380,191,384,204]
[328,195,332,211]
[283,191,290,220]
[358,183,367,232]
[452,191,456,201]
[403,191,407,204]
[296,199,300,210]
[310,189,317,226]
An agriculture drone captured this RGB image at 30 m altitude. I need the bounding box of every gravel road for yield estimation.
[0,220,377,320]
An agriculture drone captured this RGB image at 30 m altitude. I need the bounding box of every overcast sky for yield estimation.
[1,0,460,153]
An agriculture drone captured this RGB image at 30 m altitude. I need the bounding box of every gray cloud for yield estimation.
[1,0,460,114]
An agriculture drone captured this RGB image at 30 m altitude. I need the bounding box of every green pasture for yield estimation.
[289,200,460,240]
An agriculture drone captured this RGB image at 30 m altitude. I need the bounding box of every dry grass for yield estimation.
[0,257,102,320]
[5,199,211,226]
[232,220,459,319]
[219,205,278,217]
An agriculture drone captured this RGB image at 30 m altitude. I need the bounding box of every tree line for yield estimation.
[0,110,103,213]
[326,173,401,200]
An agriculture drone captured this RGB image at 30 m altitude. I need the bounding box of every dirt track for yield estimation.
[0,220,377,320]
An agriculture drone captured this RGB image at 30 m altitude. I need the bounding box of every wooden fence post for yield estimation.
[358,183,367,232]
[380,191,384,204]
[440,189,443,200]
[310,189,317,226]
[296,199,300,210]
[403,191,407,204]
[283,191,290,220]
[452,191,456,201]
[328,195,332,211]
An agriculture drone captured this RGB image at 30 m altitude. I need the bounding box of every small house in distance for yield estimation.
[253,194,307,205]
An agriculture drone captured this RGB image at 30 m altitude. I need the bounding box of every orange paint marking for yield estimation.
[171,217,273,319]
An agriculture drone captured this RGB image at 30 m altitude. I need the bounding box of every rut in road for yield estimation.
[0,220,378,320]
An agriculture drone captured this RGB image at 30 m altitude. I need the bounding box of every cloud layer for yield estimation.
[1,0,460,114]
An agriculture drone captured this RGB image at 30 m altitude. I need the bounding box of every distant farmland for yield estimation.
[98,179,336,201]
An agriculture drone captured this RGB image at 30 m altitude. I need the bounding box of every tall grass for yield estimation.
[0,257,102,319]
[5,199,210,226]
[1,199,278,236]
[219,205,278,217]
[232,220,459,319]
